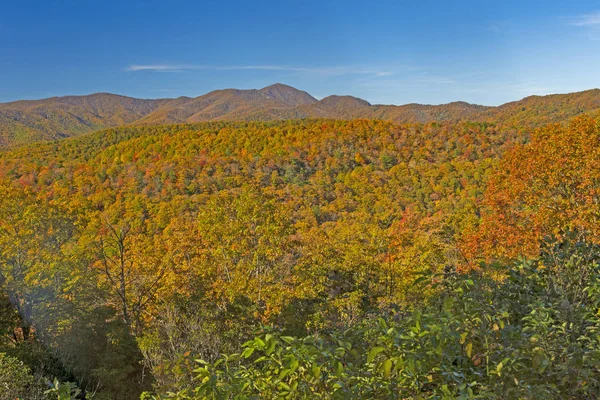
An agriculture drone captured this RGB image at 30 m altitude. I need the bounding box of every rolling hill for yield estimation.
[1,83,599,148]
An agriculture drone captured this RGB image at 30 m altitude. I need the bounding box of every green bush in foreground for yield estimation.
[0,352,47,399]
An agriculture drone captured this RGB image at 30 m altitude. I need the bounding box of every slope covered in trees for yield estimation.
[0,93,168,147]
[0,115,598,398]
[1,84,600,148]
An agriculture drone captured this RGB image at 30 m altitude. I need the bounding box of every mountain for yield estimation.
[259,83,317,106]
[1,85,599,148]
[479,90,600,126]
[308,95,372,118]
[370,101,491,124]
[0,93,167,147]
[137,86,312,125]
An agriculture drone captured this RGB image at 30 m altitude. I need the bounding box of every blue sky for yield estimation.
[1,0,600,105]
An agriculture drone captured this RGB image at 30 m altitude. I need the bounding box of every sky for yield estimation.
[1,0,600,106]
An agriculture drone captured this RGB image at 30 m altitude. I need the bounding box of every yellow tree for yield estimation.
[194,185,297,319]
[0,180,76,340]
[94,221,173,335]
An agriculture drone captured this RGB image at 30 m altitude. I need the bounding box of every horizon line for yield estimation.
[1,84,600,109]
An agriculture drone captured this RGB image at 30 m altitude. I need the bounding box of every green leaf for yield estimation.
[241,347,255,359]
[289,359,299,374]
[382,359,392,379]
[311,364,321,379]
[265,337,277,355]
[367,346,385,363]
[281,336,295,344]
[334,361,344,377]
[465,342,473,358]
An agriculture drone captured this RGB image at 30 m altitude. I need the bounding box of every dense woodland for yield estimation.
[0,111,599,398]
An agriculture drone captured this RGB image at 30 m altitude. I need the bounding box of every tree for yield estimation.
[95,222,171,335]
[194,185,297,319]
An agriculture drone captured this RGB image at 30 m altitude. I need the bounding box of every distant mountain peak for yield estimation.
[259,83,317,106]
[319,95,372,108]
[261,83,294,90]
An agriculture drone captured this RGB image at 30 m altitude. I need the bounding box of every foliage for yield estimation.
[45,379,82,400]
[0,352,47,399]
[0,115,598,398]
[146,236,600,399]
[467,115,600,261]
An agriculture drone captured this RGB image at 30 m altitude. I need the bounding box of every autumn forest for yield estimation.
[0,84,599,399]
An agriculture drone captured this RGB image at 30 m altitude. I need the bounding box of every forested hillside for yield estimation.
[1,84,599,148]
[0,115,599,399]
[0,93,168,147]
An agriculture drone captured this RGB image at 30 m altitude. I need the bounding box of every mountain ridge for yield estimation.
[1,84,599,148]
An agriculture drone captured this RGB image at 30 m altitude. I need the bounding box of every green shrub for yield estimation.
[0,352,47,400]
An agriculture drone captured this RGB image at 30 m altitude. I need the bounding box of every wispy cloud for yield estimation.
[125,64,398,77]
[125,64,199,72]
[567,11,600,27]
